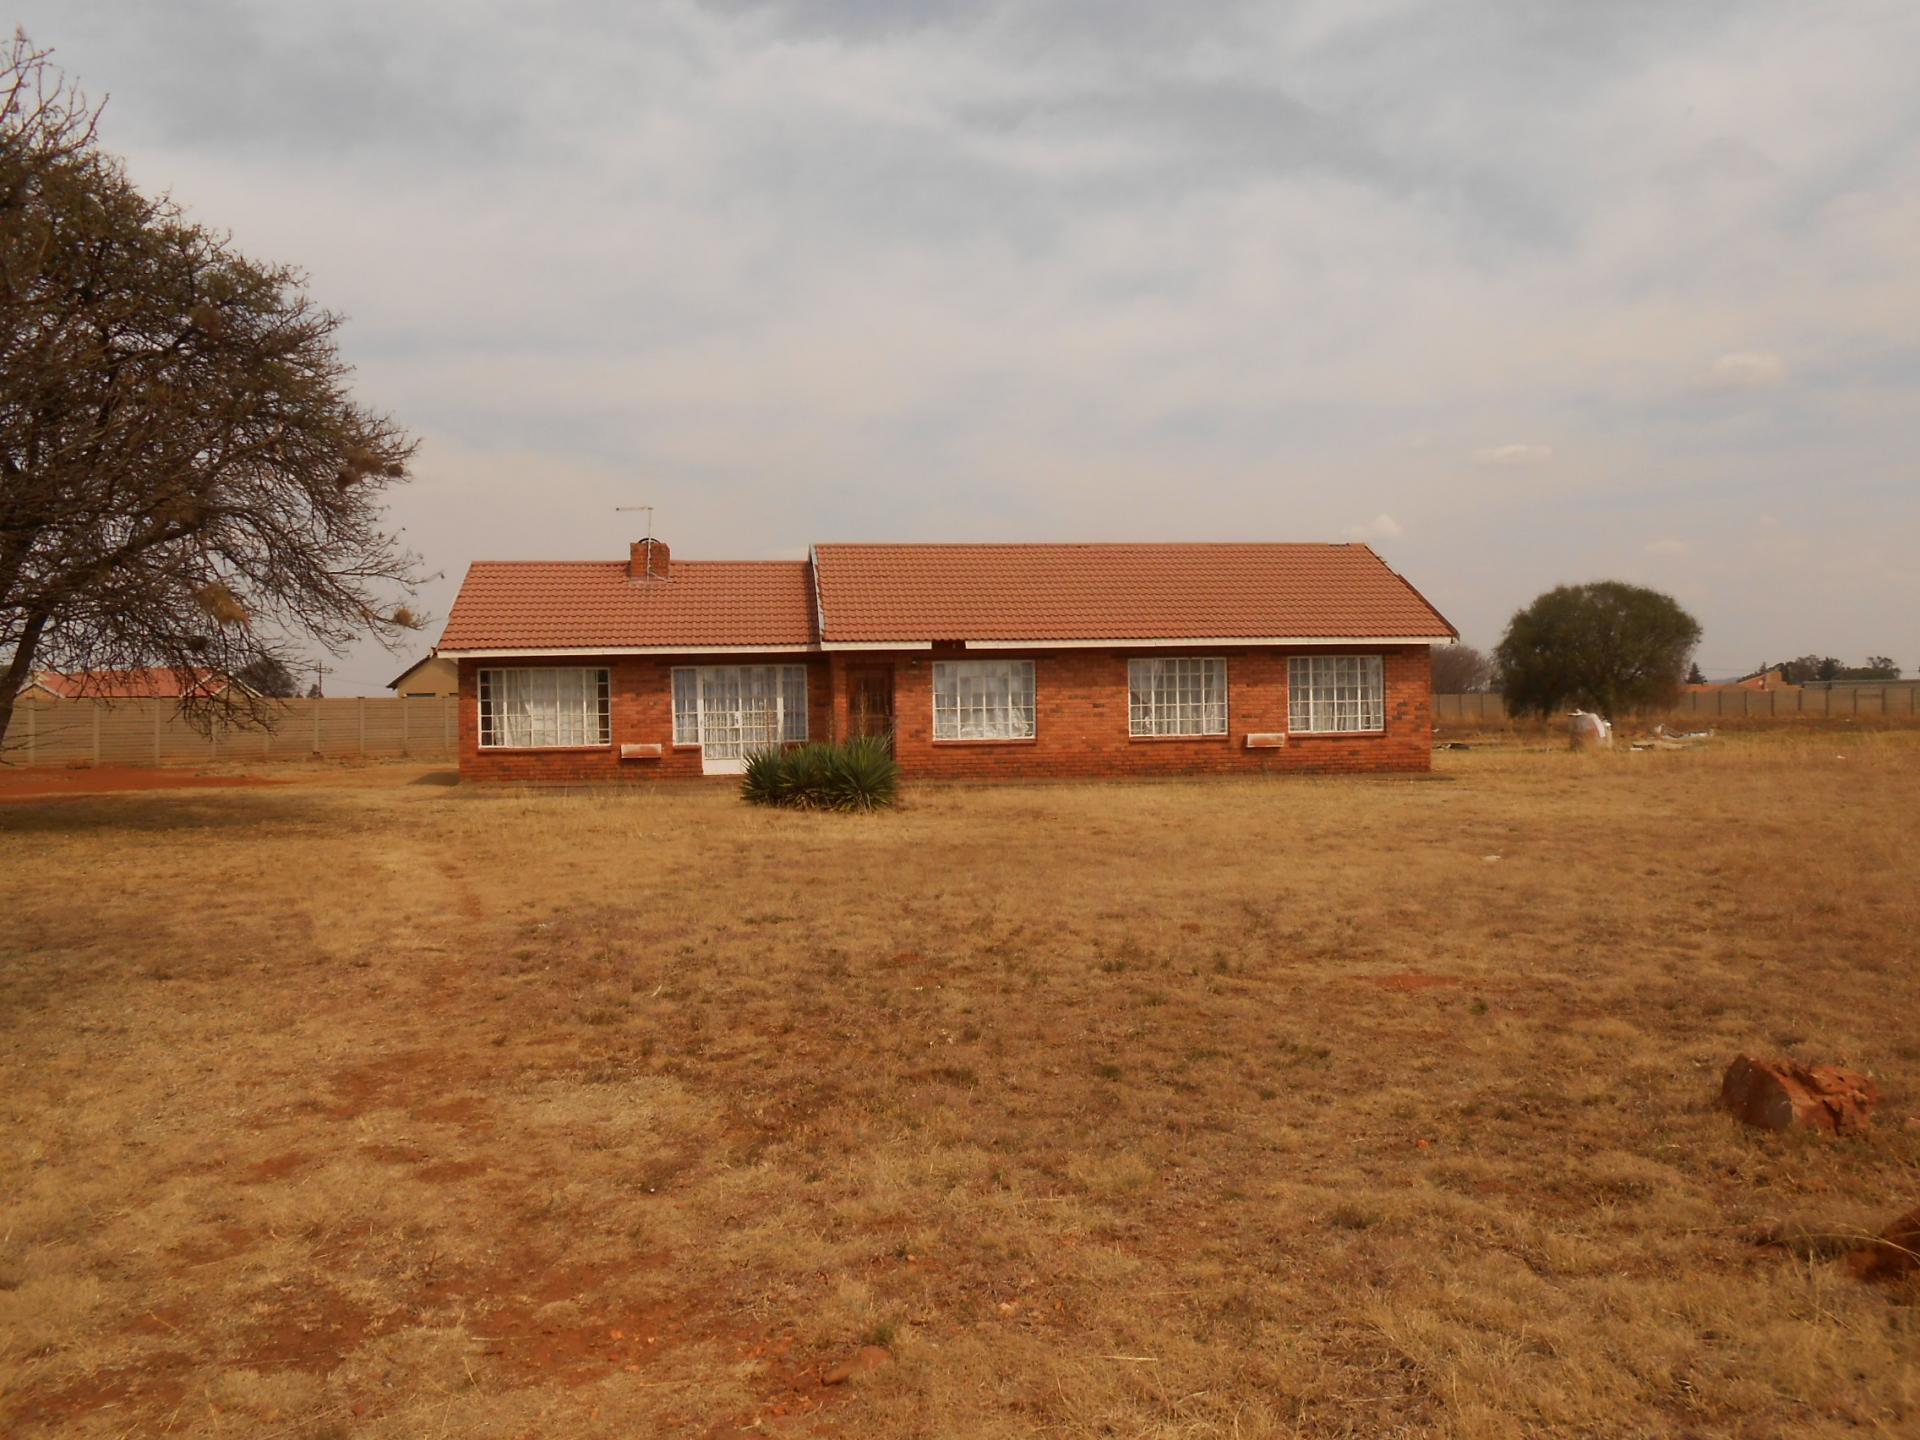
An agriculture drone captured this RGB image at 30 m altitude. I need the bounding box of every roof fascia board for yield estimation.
[441,644,820,658]
[927,635,1454,650]
[817,640,935,652]
[443,637,1446,656]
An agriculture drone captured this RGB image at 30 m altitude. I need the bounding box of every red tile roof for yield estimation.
[30,666,234,699]
[438,561,818,651]
[810,543,1454,643]
[436,543,1454,653]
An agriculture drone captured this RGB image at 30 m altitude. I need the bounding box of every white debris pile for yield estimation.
[1630,723,1718,752]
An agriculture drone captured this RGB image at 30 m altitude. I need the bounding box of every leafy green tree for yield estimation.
[1495,582,1702,720]
[1782,654,1843,684]
[1,36,421,749]
[1842,656,1901,681]
[1782,654,1901,683]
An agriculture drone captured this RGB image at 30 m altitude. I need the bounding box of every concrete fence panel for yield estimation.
[7,696,461,767]
[1432,684,1917,726]
[12,683,1914,766]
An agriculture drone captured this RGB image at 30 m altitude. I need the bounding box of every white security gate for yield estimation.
[672,665,808,775]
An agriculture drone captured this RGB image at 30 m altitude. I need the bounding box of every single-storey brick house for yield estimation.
[21,666,251,701]
[438,538,1457,783]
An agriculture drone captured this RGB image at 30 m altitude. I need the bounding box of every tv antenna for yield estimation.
[615,504,655,536]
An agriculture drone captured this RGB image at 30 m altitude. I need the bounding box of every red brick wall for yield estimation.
[457,655,829,785]
[879,646,1431,781]
[458,646,1432,783]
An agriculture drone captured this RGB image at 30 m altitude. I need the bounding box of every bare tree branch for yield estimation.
[0,33,425,746]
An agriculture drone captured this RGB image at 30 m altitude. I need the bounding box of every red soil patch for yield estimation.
[170,1223,260,1271]
[126,1303,194,1338]
[240,1149,314,1183]
[1850,1207,1920,1283]
[416,1158,491,1183]
[430,1254,685,1389]
[236,1283,388,1374]
[315,1051,442,1120]
[361,1141,431,1165]
[414,1094,491,1127]
[0,765,287,801]
[1367,972,1463,991]
[2,1352,193,1432]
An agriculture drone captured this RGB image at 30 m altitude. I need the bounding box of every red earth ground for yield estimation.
[0,765,291,802]
[0,759,463,802]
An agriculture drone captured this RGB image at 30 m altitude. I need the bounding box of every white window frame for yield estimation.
[932,660,1036,741]
[669,665,809,755]
[1128,657,1228,737]
[1288,654,1385,734]
[478,666,611,748]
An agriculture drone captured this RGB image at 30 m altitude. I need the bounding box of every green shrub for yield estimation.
[741,737,900,811]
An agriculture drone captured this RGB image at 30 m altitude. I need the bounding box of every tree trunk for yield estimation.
[0,614,49,755]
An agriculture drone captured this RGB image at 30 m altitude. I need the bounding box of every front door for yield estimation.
[846,665,895,746]
[698,667,783,775]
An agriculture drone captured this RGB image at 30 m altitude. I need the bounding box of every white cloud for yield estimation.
[1643,538,1692,558]
[1347,513,1404,540]
[1708,351,1789,389]
[1472,444,1554,466]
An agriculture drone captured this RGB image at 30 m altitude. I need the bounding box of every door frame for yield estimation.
[844,663,897,746]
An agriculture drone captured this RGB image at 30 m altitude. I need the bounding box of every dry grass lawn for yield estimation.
[3,734,1918,1437]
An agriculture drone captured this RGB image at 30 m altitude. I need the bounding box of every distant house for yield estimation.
[1686,665,1798,693]
[435,535,1458,783]
[386,653,459,699]
[22,666,252,701]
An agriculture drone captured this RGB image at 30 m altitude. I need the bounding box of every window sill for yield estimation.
[931,737,1037,746]
[676,740,808,751]
[1128,732,1231,742]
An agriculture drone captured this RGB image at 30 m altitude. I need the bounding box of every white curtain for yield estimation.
[672,666,809,755]
[933,661,1036,740]
[1288,655,1384,733]
[1128,658,1227,736]
[482,668,606,747]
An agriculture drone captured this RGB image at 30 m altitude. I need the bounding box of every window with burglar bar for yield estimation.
[670,665,808,757]
[1128,657,1227,736]
[932,660,1036,740]
[478,667,611,747]
[1287,654,1385,733]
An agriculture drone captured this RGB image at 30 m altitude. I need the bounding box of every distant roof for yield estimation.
[435,542,1455,654]
[385,652,455,690]
[439,561,818,651]
[29,666,235,699]
[810,542,1454,644]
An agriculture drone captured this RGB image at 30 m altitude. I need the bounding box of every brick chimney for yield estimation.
[628,536,671,581]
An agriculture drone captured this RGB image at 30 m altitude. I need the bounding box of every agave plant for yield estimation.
[823,735,899,811]
[740,746,791,808]
[739,738,900,811]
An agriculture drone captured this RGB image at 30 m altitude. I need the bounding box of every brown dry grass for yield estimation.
[3,734,1918,1438]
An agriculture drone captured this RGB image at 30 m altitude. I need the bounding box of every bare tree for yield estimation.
[0,34,422,749]
[1431,642,1492,693]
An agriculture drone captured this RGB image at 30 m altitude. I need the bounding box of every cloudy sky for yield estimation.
[23,0,1920,688]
